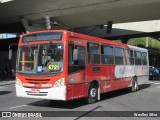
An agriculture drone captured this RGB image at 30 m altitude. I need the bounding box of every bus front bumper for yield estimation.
[15,85,66,101]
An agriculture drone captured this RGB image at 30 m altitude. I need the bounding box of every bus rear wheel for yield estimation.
[85,83,98,104]
[130,77,138,92]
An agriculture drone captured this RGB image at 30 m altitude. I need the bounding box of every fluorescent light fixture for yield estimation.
[0,0,13,3]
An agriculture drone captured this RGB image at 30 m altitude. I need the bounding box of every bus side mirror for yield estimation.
[8,43,17,60]
[9,49,12,60]
[73,49,78,61]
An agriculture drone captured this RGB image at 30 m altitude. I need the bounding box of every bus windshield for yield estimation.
[17,43,64,75]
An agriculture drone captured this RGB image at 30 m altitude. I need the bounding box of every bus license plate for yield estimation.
[31,89,40,93]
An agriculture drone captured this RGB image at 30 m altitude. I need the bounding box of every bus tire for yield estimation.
[85,83,98,104]
[130,77,139,92]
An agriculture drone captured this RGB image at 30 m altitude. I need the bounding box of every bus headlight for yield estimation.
[53,78,65,87]
[16,77,22,86]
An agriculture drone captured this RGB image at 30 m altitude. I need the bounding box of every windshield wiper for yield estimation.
[50,71,62,76]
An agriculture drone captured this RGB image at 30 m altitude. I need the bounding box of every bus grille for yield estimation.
[25,78,50,84]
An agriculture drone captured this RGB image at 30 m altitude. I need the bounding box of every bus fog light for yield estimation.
[16,77,22,86]
[53,78,64,87]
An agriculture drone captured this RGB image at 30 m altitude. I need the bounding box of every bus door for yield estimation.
[67,38,87,99]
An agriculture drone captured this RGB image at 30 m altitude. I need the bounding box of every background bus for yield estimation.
[15,30,149,103]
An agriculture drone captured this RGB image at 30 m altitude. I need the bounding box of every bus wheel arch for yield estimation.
[85,80,100,104]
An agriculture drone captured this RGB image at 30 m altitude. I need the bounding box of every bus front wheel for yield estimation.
[85,83,98,104]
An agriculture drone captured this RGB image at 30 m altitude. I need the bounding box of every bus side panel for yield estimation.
[137,76,149,85]
[134,65,149,85]
[100,65,120,93]
[67,83,89,100]
[87,65,129,93]
[86,65,102,83]
[107,65,116,79]
[102,65,122,91]
[99,80,114,93]
[67,70,88,100]
[124,77,133,87]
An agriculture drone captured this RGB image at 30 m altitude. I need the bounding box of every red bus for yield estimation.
[15,30,149,103]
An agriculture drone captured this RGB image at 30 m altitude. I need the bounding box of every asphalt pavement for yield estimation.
[0,79,15,86]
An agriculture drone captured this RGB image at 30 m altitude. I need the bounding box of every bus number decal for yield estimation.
[48,65,60,70]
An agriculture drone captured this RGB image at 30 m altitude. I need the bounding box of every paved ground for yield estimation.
[0,79,15,86]
[0,79,160,120]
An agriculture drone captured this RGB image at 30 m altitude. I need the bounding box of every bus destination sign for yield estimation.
[22,32,63,43]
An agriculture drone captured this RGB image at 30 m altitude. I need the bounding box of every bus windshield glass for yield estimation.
[17,43,64,75]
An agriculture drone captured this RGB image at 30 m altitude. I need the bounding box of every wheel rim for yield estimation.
[133,79,138,91]
[90,88,96,98]
[135,81,138,90]
[134,81,137,90]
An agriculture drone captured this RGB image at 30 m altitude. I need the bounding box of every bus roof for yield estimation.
[68,30,128,48]
[128,45,148,52]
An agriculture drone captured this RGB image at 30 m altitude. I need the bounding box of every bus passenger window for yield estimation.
[115,47,125,65]
[88,42,100,64]
[142,52,147,65]
[101,45,114,64]
[125,49,134,65]
[134,51,142,65]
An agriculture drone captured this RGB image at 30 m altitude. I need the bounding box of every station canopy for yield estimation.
[0,0,160,33]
